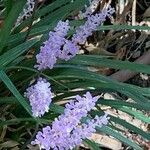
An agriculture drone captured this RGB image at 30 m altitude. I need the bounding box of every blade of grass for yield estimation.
[110,115,150,140]
[0,70,32,116]
[0,0,26,53]
[0,118,50,126]
[66,55,150,74]
[0,38,39,68]
[52,66,150,105]
[5,66,69,90]
[114,106,150,123]
[97,126,142,150]
[84,139,102,150]
[99,99,150,111]
[91,110,150,140]
[3,0,13,17]
[98,24,150,31]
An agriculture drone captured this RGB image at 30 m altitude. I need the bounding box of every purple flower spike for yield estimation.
[35,7,114,70]
[35,20,70,70]
[15,0,35,26]
[72,6,115,44]
[32,92,109,150]
[71,114,109,143]
[24,78,52,117]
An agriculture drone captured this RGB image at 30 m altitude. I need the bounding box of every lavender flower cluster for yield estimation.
[72,6,114,45]
[31,92,109,150]
[25,78,52,117]
[35,6,114,70]
[15,0,35,27]
[35,20,70,70]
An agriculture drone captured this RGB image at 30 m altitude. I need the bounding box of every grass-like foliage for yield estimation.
[0,0,149,149]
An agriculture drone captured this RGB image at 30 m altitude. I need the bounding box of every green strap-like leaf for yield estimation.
[99,99,150,111]
[110,115,150,140]
[3,0,13,17]
[0,70,32,116]
[84,139,102,150]
[0,118,50,126]
[53,66,150,105]
[98,24,150,31]
[114,106,150,123]
[0,39,39,68]
[97,126,143,150]
[66,55,150,74]
[0,0,26,52]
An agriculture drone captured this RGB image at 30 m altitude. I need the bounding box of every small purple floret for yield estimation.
[58,40,79,61]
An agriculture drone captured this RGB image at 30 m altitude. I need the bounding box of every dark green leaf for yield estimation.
[0,70,32,116]
[97,126,142,150]
[0,39,39,68]
[0,0,26,52]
